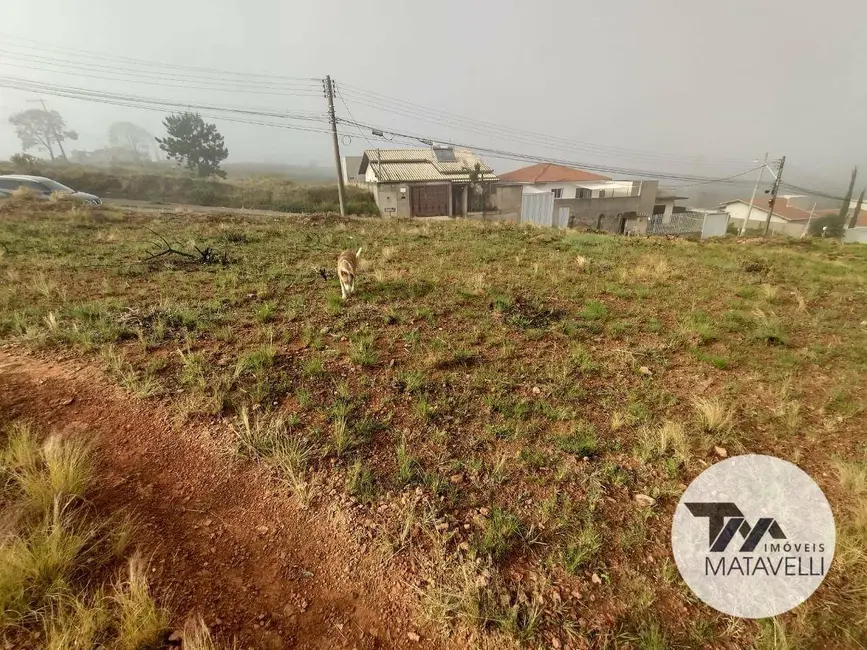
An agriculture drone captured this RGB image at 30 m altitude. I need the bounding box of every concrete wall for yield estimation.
[701,212,729,238]
[375,183,411,217]
[843,227,867,243]
[492,184,523,213]
[727,216,807,237]
[551,180,658,231]
[723,202,788,226]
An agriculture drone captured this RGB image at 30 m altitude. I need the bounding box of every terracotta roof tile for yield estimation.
[498,163,610,183]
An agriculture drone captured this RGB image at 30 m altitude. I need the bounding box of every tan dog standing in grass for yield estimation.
[337,247,362,299]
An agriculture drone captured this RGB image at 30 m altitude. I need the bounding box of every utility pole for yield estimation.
[740,152,768,235]
[802,201,816,238]
[763,156,786,237]
[39,99,67,160]
[324,76,346,217]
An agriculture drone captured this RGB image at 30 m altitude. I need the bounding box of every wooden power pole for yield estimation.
[325,76,346,217]
[763,156,786,237]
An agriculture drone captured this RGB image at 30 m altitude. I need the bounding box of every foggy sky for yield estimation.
[1,0,866,195]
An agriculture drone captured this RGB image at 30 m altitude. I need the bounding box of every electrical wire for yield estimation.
[337,114,770,184]
[663,165,769,188]
[336,81,755,167]
[0,60,325,99]
[0,76,328,122]
[333,81,378,150]
[0,33,319,83]
[0,79,340,144]
[0,49,322,93]
[780,182,846,202]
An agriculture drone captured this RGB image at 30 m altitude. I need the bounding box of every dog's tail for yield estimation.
[356,247,363,258]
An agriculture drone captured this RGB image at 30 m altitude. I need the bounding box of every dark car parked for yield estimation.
[0,175,101,205]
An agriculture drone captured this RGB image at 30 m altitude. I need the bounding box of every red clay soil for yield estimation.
[0,349,440,650]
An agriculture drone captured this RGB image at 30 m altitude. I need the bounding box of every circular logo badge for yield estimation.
[671,454,835,618]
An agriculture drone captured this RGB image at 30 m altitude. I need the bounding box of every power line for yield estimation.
[336,81,755,167]
[779,182,846,202]
[663,165,769,188]
[0,60,325,99]
[335,113,770,184]
[0,49,322,93]
[0,76,328,122]
[0,33,319,83]
[333,81,378,150]
[0,78,342,143]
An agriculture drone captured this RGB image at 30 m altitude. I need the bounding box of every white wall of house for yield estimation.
[723,201,788,225]
[655,197,676,217]
[521,181,633,199]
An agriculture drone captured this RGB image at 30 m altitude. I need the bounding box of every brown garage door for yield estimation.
[410,185,449,217]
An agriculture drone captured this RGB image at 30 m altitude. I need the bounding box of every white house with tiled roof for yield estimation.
[359,146,496,217]
[719,197,813,237]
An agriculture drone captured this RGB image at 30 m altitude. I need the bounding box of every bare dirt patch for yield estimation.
[0,349,435,649]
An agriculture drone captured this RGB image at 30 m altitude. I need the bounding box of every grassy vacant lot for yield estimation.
[1,198,866,649]
[0,161,378,215]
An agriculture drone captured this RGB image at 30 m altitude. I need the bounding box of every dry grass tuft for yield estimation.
[759,283,779,301]
[6,428,92,516]
[233,407,316,505]
[465,272,486,295]
[48,191,74,203]
[10,185,37,201]
[0,420,171,646]
[636,420,695,465]
[0,500,92,623]
[692,396,733,434]
[42,591,112,650]
[625,255,671,284]
[113,553,170,650]
[792,288,808,312]
[183,613,239,650]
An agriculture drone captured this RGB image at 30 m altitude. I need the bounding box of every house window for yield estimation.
[577,189,590,199]
[551,189,562,198]
[599,190,606,198]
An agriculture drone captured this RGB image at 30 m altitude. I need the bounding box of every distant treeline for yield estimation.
[0,160,378,215]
